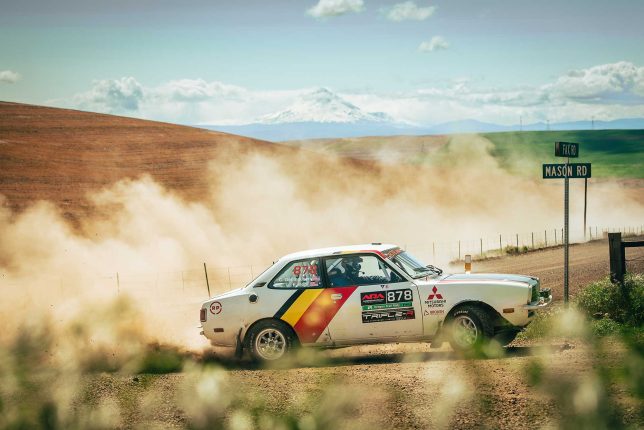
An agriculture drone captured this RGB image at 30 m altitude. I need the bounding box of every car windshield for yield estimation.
[391,251,442,279]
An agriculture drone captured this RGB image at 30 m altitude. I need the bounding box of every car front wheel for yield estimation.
[246,320,295,362]
[447,306,494,352]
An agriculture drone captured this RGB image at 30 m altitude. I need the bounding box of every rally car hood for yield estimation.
[436,273,538,287]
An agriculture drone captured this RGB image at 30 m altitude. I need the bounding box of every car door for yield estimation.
[324,253,424,344]
[268,257,335,346]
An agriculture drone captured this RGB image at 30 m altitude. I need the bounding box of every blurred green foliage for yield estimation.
[576,274,644,327]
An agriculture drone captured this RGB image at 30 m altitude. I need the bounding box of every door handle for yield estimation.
[331,293,343,301]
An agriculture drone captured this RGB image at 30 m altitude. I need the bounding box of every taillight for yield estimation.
[200,308,206,322]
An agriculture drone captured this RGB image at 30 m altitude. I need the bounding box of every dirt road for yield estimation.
[453,236,644,300]
[83,238,643,429]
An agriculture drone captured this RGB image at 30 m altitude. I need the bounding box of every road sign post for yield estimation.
[564,159,569,307]
[543,143,591,307]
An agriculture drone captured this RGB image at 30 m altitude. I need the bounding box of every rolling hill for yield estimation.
[0,102,283,220]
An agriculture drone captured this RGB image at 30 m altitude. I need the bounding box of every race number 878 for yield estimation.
[387,289,413,303]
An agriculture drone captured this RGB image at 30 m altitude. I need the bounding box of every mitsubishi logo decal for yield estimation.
[427,286,443,300]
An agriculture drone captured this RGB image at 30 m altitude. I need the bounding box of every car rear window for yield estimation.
[270,258,321,289]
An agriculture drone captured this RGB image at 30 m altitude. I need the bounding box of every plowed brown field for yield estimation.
[0,102,279,219]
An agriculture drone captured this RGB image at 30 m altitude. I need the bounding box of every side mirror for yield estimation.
[254,282,266,288]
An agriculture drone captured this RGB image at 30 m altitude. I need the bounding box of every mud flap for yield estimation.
[234,328,243,359]
[430,322,444,348]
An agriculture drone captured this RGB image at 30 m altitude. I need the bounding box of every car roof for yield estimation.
[279,243,399,261]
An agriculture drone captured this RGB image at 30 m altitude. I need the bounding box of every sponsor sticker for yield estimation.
[424,286,446,309]
[361,288,415,323]
[383,248,403,259]
[362,301,413,311]
[361,288,413,306]
[361,291,386,305]
[210,301,223,315]
[362,308,416,324]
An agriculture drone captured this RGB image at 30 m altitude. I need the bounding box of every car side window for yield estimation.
[270,258,322,289]
[325,255,406,287]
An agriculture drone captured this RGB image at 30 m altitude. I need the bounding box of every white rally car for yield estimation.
[199,244,551,361]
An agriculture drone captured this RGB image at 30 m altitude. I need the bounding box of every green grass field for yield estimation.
[482,130,644,179]
[286,129,644,179]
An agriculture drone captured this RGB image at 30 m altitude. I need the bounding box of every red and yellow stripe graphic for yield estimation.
[274,287,357,343]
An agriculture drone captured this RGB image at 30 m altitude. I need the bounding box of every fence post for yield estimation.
[608,233,624,285]
[203,263,211,297]
[516,234,519,249]
[545,230,547,247]
[554,229,557,245]
[227,267,232,289]
[116,272,120,295]
[480,238,483,256]
[499,234,502,253]
[531,232,534,249]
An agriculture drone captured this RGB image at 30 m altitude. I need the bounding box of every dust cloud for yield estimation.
[0,134,642,349]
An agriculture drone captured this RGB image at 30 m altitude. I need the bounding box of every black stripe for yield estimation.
[274,289,305,319]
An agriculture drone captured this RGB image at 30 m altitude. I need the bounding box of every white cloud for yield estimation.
[385,1,435,21]
[546,61,644,104]
[59,77,304,125]
[56,62,644,127]
[0,70,21,84]
[73,77,144,113]
[307,0,364,18]
[155,79,248,102]
[418,36,449,52]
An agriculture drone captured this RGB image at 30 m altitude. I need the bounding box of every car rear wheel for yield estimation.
[246,320,295,362]
[447,306,494,352]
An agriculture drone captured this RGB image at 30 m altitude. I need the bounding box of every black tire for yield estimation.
[245,319,296,362]
[447,306,494,353]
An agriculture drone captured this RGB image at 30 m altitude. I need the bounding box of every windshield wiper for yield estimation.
[423,265,443,275]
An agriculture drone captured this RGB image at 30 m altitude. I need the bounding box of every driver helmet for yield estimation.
[342,255,363,275]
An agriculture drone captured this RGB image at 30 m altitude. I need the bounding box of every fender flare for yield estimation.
[242,317,301,348]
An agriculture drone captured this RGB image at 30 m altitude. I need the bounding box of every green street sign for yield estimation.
[542,163,591,179]
[555,141,579,158]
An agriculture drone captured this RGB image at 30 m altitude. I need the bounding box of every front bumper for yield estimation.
[523,288,552,310]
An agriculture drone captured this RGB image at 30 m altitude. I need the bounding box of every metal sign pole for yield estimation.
[583,178,588,239]
[564,157,570,307]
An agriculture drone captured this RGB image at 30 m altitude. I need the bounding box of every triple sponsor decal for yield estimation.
[274,287,357,343]
[360,288,416,323]
[362,308,416,324]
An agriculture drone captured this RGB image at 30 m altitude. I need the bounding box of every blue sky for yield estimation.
[1,0,643,125]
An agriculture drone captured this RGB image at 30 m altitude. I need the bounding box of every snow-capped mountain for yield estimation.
[201,88,411,140]
[259,88,393,124]
[199,87,644,141]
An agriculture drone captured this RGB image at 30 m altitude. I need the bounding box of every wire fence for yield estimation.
[405,225,644,264]
[10,225,642,302]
